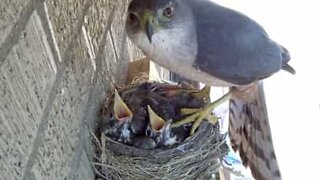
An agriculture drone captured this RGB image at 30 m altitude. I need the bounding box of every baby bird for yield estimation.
[102,89,133,144]
[146,105,178,147]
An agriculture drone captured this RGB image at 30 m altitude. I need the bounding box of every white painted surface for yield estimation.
[211,0,320,179]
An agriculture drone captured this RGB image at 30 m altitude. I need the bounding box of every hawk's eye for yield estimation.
[163,7,174,18]
[128,12,138,23]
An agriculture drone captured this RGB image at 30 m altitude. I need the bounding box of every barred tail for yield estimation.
[229,82,282,180]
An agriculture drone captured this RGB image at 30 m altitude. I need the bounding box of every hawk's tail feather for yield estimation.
[228,82,282,180]
[282,63,296,75]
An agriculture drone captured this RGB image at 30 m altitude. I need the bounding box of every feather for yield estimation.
[229,81,282,180]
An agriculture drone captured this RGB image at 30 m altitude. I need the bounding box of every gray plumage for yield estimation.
[126,0,295,179]
[189,0,284,85]
[126,0,294,86]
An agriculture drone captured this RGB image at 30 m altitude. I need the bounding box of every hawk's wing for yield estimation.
[229,81,282,180]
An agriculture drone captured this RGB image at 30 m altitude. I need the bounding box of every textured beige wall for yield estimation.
[0,0,142,179]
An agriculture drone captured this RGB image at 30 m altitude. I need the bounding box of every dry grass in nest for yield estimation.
[93,82,228,180]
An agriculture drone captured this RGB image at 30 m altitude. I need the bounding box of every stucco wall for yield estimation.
[0,0,142,179]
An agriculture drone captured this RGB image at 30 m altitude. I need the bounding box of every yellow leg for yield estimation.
[180,108,200,115]
[180,107,218,127]
[172,92,231,135]
[191,85,211,102]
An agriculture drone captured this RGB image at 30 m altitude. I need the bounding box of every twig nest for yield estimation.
[95,82,228,179]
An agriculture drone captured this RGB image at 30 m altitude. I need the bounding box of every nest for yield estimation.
[94,82,228,180]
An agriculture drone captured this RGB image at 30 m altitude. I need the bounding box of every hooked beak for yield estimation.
[146,20,154,43]
[142,11,156,43]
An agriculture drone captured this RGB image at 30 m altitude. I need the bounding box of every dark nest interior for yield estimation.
[93,82,228,180]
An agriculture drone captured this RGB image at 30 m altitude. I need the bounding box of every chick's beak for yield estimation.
[114,89,133,123]
[147,105,165,132]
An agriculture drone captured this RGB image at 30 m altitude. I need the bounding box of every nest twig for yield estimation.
[94,82,228,180]
[94,122,228,180]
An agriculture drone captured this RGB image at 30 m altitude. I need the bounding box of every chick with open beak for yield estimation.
[146,105,177,147]
[103,89,133,144]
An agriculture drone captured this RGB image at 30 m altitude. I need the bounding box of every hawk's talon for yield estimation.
[190,118,202,135]
[172,92,232,135]
[207,114,219,125]
[191,85,211,102]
